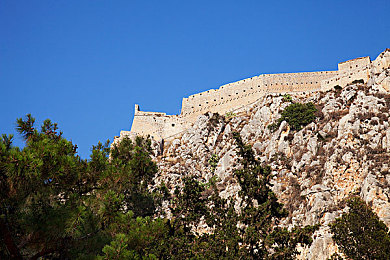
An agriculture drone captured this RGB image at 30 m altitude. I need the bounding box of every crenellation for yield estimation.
[127,49,390,141]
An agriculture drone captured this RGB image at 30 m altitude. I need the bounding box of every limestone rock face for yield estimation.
[143,69,390,259]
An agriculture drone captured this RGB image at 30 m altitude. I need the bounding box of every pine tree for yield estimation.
[0,114,97,258]
[330,197,390,259]
[232,131,318,259]
[0,115,319,259]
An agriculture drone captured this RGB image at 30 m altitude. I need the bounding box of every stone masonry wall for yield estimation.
[321,56,371,91]
[130,104,188,140]
[180,71,338,123]
[127,49,390,141]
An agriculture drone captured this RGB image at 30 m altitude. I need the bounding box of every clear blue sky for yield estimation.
[1,0,389,159]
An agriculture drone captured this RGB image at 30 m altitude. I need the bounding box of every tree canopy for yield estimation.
[330,197,390,260]
[269,102,317,131]
[1,115,318,259]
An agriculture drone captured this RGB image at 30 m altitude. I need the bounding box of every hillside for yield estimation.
[1,53,389,259]
[146,60,390,259]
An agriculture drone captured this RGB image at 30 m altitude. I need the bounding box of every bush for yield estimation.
[269,102,317,131]
[334,85,342,91]
[283,94,293,102]
[225,111,237,119]
[267,122,279,132]
[330,197,390,259]
[208,154,219,173]
[352,79,364,84]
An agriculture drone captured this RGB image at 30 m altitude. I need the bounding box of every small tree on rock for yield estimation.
[330,197,390,260]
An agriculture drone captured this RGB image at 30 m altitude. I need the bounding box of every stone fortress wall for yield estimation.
[130,104,187,141]
[321,56,371,91]
[118,49,390,142]
[180,70,339,123]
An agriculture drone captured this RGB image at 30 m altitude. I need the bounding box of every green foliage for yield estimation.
[208,154,219,173]
[206,174,221,188]
[16,113,36,140]
[171,177,208,233]
[108,136,158,218]
[269,102,317,131]
[98,232,159,259]
[232,132,318,259]
[160,177,209,259]
[283,94,293,102]
[0,115,318,259]
[0,115,161,259]
[198,181,240,259]
[225,111,237,119]
[1,114,94,259]
[330,197,390,260]
[266,224,320,259]
[99,234,134,259]
[100,211,168,259]
[267,122,280,132]
[1,134,13,150]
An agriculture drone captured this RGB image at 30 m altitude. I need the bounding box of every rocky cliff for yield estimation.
[135,56,390,259]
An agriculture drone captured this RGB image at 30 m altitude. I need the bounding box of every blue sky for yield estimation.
[1,0,389,159]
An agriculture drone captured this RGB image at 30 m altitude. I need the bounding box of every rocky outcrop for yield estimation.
[136,55,390,259]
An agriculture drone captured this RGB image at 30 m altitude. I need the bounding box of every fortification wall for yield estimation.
[338,56,371,72]
[181,76,266,123]
[127,50,389,141]
[321,57,371,91]
[180,71,338,123]
[130,104,187,140]
[262,71,338,93]
[321,68,370,91]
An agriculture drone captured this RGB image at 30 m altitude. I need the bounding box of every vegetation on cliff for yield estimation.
[1,115,319,259]
[2,112,390,259]
[0,115,163,259]
[330,197,390,259]
[269,102,317,131]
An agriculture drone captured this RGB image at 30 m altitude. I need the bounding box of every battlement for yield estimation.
[127,49,390,141]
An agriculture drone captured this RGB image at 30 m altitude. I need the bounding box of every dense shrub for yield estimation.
[225,111,237,119]
[269,102,317,131]
[334,85,342,91]
[352,79,364,84]
[283,94,293,102]
[208,154,219,173]
[330,197,390,259]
